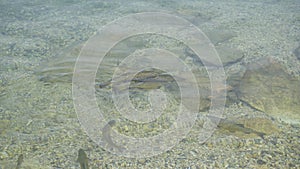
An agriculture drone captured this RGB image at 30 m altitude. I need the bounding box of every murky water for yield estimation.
[0,0,300,168]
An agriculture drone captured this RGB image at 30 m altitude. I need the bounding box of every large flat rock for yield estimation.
[205,29,245,66]
[237,57,300,124]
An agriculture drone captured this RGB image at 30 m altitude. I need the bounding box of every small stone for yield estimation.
[206,142,213,149]
[123,125,129,132]
[0,151,9,159]
[257,159,266,165]
[138,159,146,164]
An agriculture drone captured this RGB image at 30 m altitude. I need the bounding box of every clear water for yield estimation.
[0,0,299,168]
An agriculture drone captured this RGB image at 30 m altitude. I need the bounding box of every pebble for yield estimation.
[0,151,9,159]
[0,1,299,168]
[257,159,267,165]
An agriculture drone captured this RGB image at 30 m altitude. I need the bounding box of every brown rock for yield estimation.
[237,57,300,124]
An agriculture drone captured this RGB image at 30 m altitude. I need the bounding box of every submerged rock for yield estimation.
[205,28,244,66]
[237,57,300,124]
[36,42,83,83]
[176,9,215,26]
[36,36,145,84]
[215,43,244,67]
[205,29,237,46]
[36,26,244,85]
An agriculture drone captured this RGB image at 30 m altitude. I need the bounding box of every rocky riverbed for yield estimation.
[0,0,299,168]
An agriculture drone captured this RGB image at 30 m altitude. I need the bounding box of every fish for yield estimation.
[77,149,89,169]
[15,154,23,169]
[102,120,125,152]
[218,119,266,139]
[97,69,173,89]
